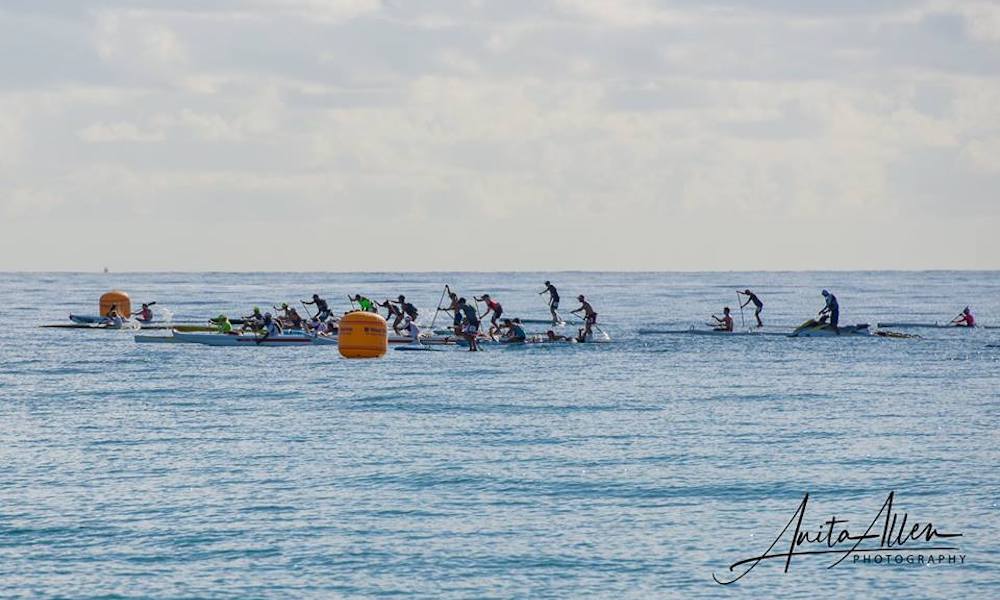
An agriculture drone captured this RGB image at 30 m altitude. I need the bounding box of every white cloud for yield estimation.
[0,0,997,269]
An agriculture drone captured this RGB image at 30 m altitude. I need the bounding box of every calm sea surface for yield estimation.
[1,271,998,598]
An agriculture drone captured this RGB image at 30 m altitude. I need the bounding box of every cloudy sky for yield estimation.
[1,0,998,271]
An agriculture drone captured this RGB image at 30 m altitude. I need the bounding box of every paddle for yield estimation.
[570,311,606,337]
[737,292,745,329]
[300,301,317,320]
[429,285,447,330]
[347,295,357,311]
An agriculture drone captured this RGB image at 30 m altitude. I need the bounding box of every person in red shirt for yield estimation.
[133,302,156,323]
[950,307,976,327]
[475,294,503,337]
[712,307,734,332]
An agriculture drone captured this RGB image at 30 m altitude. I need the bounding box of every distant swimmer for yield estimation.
[302,294,332,320]
[818,290,840,334]
[133,302,156,323]
[950,307,976,327]
[546,330,572,342]
[457,298,480,351]
[350,294,375,313]
[210,314,233,334]
[539,281,562,324]
[475,294,503,336]
[738,289,763,328]
[571,295,598,340]
[712,307,734,332]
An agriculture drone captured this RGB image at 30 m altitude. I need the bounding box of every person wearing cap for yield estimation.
[474,293,503,336]
[711,307,734,332]
[302,294,332,320]
[457,298,480,351]
[210,314,233,334]
[950,307,976,327]
[240,307,264,332]
[818,290,840,333]
[539,281,561,324]
[261,312,282,339]
[737,289,763,328]
[571,295,598,340]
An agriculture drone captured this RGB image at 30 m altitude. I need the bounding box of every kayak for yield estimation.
[789,320,869,337]
[638,328,786,337]
[875,322,996,330]
[70,313,156,325]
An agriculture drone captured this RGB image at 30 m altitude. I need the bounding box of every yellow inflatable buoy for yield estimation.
[338,311,388,358]
[99,290,131,317]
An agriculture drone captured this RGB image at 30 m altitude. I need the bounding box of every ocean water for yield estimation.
[0,271,997,599]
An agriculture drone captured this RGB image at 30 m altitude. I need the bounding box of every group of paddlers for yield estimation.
[202,283,601,348]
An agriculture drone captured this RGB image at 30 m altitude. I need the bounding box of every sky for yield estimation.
[1,0,998,271]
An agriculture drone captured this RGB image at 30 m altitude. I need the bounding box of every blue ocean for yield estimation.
[1,271,997,598]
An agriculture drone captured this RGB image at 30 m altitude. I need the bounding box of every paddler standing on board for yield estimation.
[539,281,562,324]
[819,290,840,334]
[950,307,976,327]
[711,307,734,332]
[378,299,403,331]
[440,285,462,335]
[475,294,503,337]
[302,294,332,320]
[351,294,376,313]
[737,289,764,328]
[392,295,419,332]
[571,295,598,340]
[457,298,480,351]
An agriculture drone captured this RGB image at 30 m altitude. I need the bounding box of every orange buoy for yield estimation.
[338,311,388,358]
[99,290,131,318]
